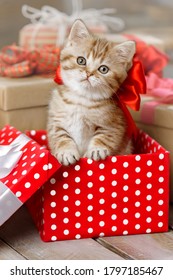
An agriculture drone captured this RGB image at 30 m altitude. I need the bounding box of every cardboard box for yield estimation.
[26,129,170,242]
[0,125,60,226]
[0,76,54,131]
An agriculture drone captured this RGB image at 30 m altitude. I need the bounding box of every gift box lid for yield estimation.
[0,76,54,111]
[129,95,173,130]
[0,125,60,226]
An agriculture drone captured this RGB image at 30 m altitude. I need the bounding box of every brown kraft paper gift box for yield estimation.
[129,95,173,202]
[0,76,54,131]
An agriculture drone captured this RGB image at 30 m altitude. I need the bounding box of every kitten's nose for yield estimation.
[86,71,93,78]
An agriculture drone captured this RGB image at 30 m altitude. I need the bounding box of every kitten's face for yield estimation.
[60,20,136,101]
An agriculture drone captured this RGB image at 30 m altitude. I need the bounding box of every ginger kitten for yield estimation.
[47,19,136,166]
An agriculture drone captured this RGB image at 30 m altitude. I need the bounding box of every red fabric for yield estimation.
[26,130,169,242]
[117,61,146,111]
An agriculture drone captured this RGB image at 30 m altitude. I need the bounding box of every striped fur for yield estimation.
[47,20,136,165]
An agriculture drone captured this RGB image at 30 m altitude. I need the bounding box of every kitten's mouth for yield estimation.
[81,78,91,86]
[81,78,89,82]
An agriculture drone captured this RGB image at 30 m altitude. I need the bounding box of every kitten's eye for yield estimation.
[98,65,109,74]
[77,56,86,65]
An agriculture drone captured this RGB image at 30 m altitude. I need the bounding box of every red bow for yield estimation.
[54,60,146,139]
[116,60,146,138]
[0,44,60,78]
[124,34,169,77]
[117,60,146,111]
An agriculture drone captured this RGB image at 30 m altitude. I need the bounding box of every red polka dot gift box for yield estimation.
[0,125,60,226]
[26,129,170,242]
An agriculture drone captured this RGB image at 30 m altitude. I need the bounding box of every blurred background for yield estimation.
[1,0,173,77]
[0,0,173,47]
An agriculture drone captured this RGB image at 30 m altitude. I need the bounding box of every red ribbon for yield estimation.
[117,60,146,111]
[0,44,60,78]
[54,60,146,139]
[124,34,169,77]
[116,60,146,138]
[54,64,63,84]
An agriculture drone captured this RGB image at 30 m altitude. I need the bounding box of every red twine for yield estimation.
[0,44,60,78]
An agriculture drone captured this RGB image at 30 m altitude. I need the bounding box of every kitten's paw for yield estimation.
[56,149,80,166]
[85,147,110,161]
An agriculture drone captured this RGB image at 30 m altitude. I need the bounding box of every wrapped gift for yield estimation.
[128,73,173,202]
[0,125,60,226]
[0,76,54,131]
[19,4,124,50]
[26,129,169,242]
[19,23,109,51]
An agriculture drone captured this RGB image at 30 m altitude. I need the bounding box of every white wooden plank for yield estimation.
[0,206,123,260]
[97,230,173,260]
[0,239,25,260]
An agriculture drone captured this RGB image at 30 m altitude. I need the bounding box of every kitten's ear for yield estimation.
[114,41,136,63]
[68,19,91,44]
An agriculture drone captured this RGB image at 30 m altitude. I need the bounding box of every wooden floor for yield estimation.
[0,204,173,260]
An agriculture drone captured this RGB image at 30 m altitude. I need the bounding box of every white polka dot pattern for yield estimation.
[0,126,60,208]
[26,129,169,242]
